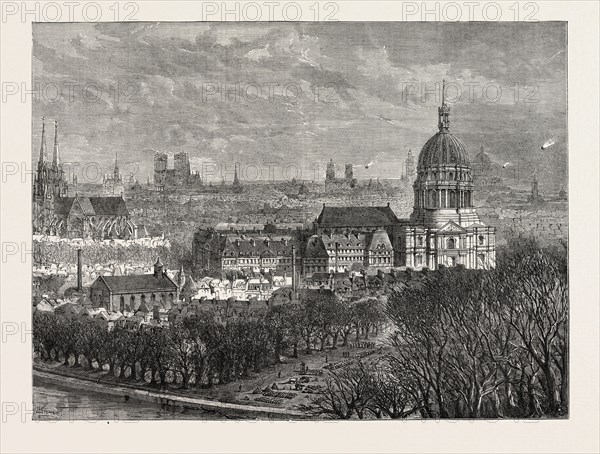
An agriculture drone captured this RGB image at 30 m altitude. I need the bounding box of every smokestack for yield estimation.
[77,248,83,292]
[291,245,297,296]
[334,242,339,273]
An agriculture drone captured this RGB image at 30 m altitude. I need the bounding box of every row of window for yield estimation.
[412,253,487,267]
[369,257,391,264]
[412,235,487,248]
[117,293,175,306]
[425,171,470,181]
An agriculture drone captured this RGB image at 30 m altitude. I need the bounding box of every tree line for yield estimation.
[33,294,386,389]
[311,237,568,419]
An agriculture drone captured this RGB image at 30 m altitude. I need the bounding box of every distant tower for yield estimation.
[326,159,336,182]
[154,151,168,191]
[232,163,242,193]
[51,121,68,200]
[528,173,544,204]
[52,120,61,168]
[38,116,48,167]
[176,265,186,289]
[33,118,68,234]
[406,148,416,181]
[174,152,191,179]
[113,151,121,182]
[531,174,539,199]
[344,163,356,188]
[344,164,353,182]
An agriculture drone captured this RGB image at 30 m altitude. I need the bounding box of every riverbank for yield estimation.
[33,365,307,420]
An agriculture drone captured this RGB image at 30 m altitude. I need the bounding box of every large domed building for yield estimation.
[398,81,496,270]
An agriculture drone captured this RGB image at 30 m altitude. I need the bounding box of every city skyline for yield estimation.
[32,22,566,184]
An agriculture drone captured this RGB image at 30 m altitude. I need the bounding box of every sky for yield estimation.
[32,22,567,185]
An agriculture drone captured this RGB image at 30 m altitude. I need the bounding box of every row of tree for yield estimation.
[381,236,568,419]
[33,294,386,388]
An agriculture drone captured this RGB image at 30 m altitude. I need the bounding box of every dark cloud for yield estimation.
[32,22,567,184]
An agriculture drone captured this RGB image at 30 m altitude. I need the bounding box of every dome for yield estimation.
[473,150,491,165]
[418,132,471,168]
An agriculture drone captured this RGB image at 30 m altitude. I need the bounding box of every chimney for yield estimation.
[291,245,297,296]
[77,248,83,291]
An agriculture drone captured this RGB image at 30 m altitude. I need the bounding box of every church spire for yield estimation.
[113,150,120,181]
[438,79,451,132]
[38,117,48,164]
[52,120,60,167]
[233,163,239,184]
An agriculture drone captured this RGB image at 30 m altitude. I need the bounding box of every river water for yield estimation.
[33,378,244,420]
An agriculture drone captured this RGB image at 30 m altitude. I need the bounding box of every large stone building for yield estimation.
[33,118,69,233]
[192,82,495,276]
[154,151,202,191]
[33,118,134,239]
[305,205,398,274]
[397,81,496,270]
[90,258,179,312]
[302,229,394,275]
[192,229,299,275]
[324,159,356,189]
[472,146,502,188]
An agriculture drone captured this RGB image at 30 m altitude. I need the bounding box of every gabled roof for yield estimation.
[316,205,400,228]
[53,197,75,215]
[76,197,96,215]
[53,196,129,217]
[367,229,393,251]
[97,274,177,294]
[438,220,466,233]
[88,197,129,216]
[305,235,329,258]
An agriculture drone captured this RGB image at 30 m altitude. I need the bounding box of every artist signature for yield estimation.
[34,406,60,418]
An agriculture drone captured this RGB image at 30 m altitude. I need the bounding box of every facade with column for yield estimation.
[398,81,496,270]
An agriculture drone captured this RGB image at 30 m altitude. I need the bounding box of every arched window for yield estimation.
[446,238,456,249]
[169,293,174,303]
[130,295,135,306]
[478,254,486,267]
[449,172,454,180]
[417,236,423,246]
[415,254,423,266]
[449,190,456,208]
[478,235,485,245]
[120,296,125,311]
[151,293,156,303]
[141,294,146,304]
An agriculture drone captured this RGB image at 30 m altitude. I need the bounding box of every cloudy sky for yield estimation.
[32,22,567,185]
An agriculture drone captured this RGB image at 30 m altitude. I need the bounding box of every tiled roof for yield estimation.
[222,235,295,258]
[304,235,329,258]
[54,197,75,215]
[316,205,399,228]
[53,196,129,217]
[321,233,366,249]
[88,197,129,216]
[98,274,177,294]
[367,229,393,251]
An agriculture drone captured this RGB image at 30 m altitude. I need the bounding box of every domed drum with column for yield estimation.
[398,80,496,270]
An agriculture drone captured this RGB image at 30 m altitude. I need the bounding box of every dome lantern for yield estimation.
[438,79,451,132]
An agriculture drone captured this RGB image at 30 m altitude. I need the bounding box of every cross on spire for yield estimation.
[52,120,60,167]
[438,79,451,132]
